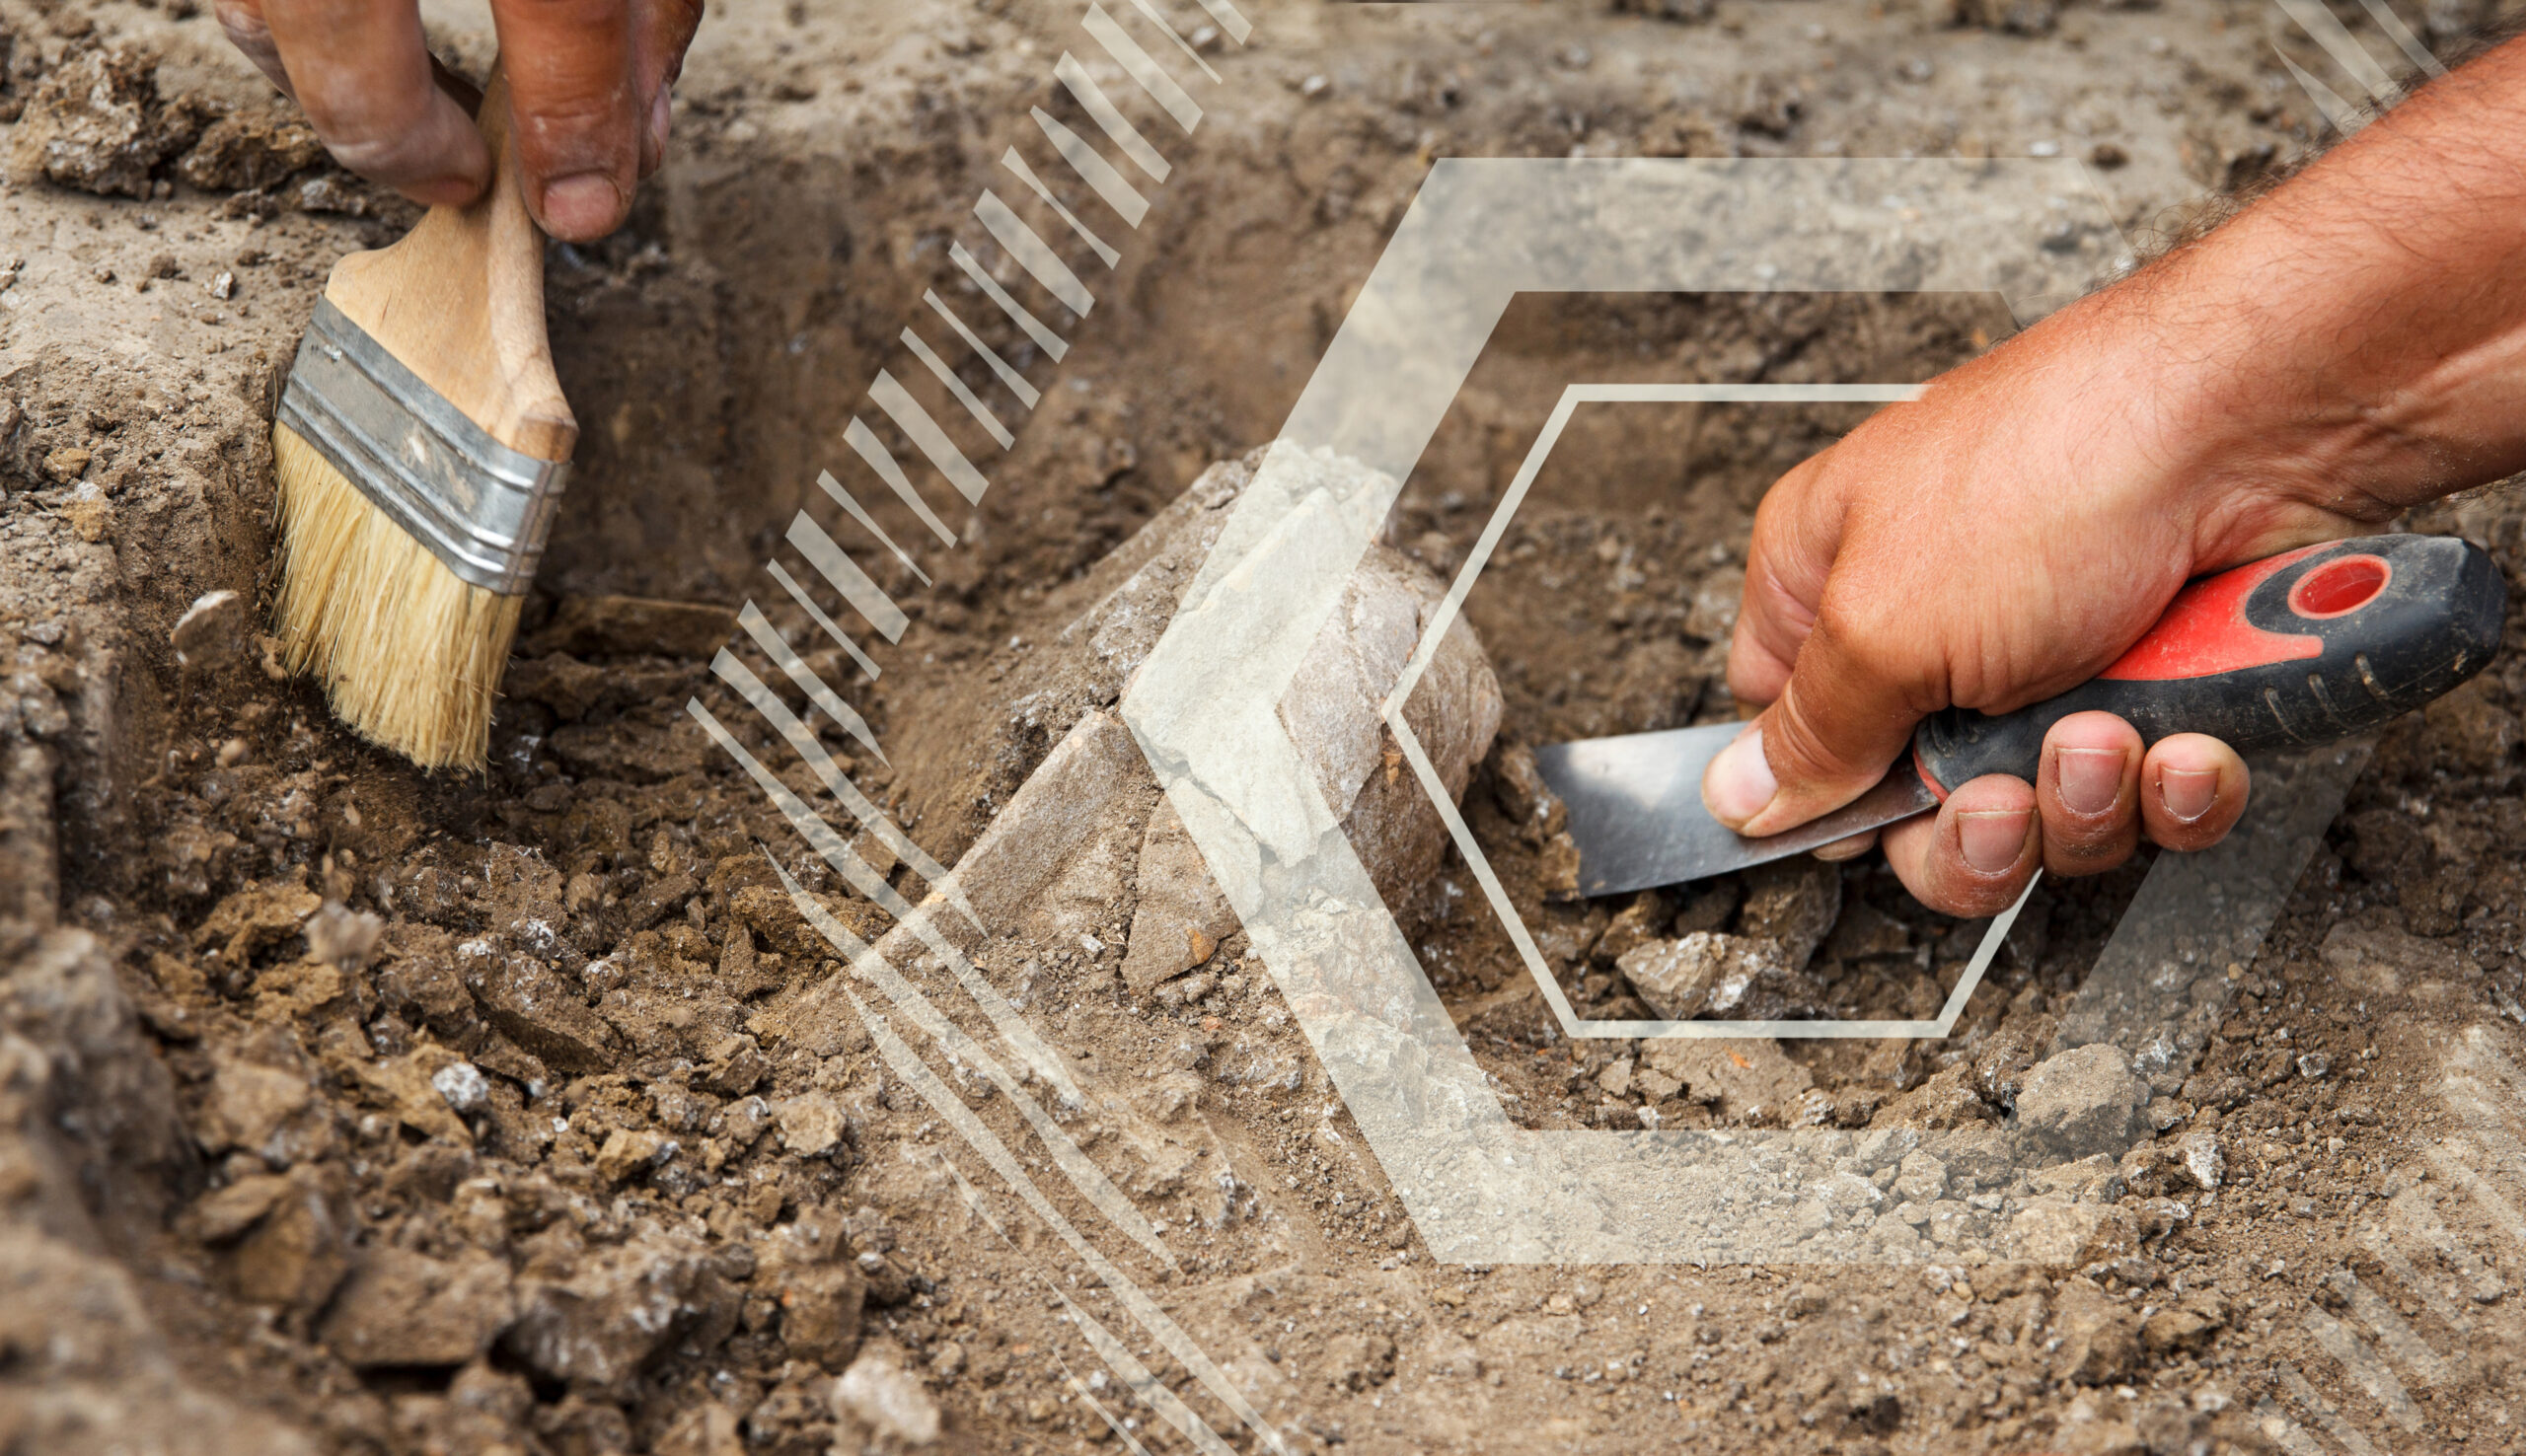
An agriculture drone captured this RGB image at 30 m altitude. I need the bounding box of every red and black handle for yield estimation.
[1913,535,2510,796]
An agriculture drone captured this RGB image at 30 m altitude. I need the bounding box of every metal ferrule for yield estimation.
[276,298,569,596]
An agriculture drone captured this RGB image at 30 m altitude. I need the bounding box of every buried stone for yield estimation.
[986,448,1504,994]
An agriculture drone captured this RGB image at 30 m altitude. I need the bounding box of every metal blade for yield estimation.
[1531,724,1940,897]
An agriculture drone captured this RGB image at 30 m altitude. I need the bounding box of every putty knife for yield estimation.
[1534,535,2508,898]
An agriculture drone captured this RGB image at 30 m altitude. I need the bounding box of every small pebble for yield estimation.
[431,1061,490,1116]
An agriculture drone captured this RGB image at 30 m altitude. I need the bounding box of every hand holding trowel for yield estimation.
[1539,534,2506,902]
[1535,33,2526,915]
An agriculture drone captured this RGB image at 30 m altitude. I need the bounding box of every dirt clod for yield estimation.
[175,108,323,192]
[503,1231,736,1394]
[6,44,199,196]
[2054,1277,2142,1385]
[1738,858,1842,970]
[319,1247,514,1369]
[2016,1043,2147,1155]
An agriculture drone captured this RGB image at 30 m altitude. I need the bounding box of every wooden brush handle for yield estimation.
[322,59,577,464]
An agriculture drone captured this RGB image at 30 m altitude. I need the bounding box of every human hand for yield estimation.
[214,0,705,242]
[1699,299,2370,916]
[1700,35,2526,918]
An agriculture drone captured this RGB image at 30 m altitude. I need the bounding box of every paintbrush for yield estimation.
[270,58,576,771]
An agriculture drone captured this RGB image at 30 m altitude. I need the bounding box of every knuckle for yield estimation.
[317,113,462,184]
[493,0,629,35]
[515,86,633,133]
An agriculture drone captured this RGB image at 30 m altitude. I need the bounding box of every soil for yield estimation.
[5,1,2526,1455]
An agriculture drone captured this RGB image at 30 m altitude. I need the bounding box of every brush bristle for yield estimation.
[272,423,523,772]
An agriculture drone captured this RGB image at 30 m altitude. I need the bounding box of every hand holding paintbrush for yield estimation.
[215,0,704,242]
[271,61,576,771]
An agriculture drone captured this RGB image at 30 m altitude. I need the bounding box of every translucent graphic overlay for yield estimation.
[1121,158,2353,1263]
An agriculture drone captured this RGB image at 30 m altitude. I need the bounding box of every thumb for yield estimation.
[490,0,639,241]
[1702,612,1931,837]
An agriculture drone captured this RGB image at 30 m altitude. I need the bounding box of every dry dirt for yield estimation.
[5,1,2526,1454]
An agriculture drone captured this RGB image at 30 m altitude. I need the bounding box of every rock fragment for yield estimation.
[757,1210,867,1373]
[1590,891,1671,967]
[1737,858,1841,970]
[2015,1044,2145,1155]
[832,1349,940,1447]
[5,45,201,197]
[625,870,700,932]
[1490,742,1582,900]
[1620,933,1749,1019]
[174,108,324,191]
[2421,677,2517,772]
[776,1091,849,1158]
[171,590,250,670]
[182,1173,291,1244]
[503,1233,736,1393]
[2178,1130,2224,1190]
[2318,921,2476,996]
[656,1403,749,1456]
[1121,798,1238,991]
[594,1128,671,1183]
[779,1261,868,1370]
[351,1050,472,1144]
[430,1060,490,1117]
[2012,1198,2138,1268]
[2139,1292,2226,1356]
[471,956,619,1073]
[193,881,321,966]
[1615,931,1821,1022]
[701,1035,770,1097]
[2052,1278,2141,1385]
[1891,1149,1948,1203]
[320,1248,514,1368]
[223,1167,353,1316]
[196,1051,327,1166]
[726,882,846,961]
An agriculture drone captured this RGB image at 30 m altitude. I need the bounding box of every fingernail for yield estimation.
[1703,726,1776,829]
[1812,831,1879,863]
[648,90,673,158]
[540,173,625,238]
[2057,748,2125,817]
[2159,766,2220,824]
[1960,809,2030,875]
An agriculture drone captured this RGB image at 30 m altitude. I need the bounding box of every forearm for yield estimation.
[2077,36,2526,535]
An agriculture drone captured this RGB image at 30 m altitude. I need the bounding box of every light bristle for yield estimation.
[272,424,522,772]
